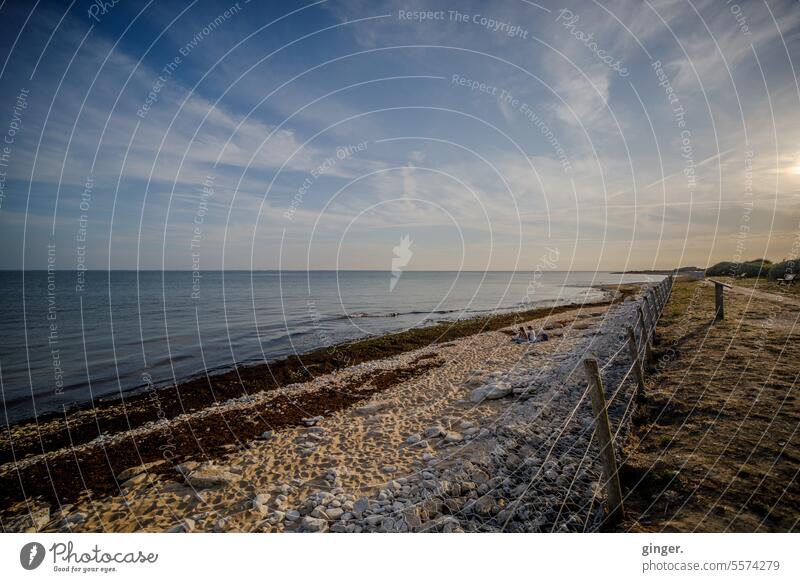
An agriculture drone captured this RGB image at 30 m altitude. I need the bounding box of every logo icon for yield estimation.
[390,234,413,292]
[20,542,46,570]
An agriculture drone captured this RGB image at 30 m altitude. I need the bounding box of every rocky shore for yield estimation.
[2,285,646,533]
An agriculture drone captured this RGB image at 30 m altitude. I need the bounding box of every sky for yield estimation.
[0,0,798,272]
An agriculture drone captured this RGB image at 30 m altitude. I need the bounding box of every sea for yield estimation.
[0,270,664,424]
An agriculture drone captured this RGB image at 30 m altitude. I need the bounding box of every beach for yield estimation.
[4,278,796,534]
[2,283,644,532]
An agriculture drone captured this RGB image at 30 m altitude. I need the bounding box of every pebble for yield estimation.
[353,498,370,515]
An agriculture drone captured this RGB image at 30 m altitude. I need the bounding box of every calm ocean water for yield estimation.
[0,270,663,424]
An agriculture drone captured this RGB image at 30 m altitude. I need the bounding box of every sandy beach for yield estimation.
[2,284,646,533]
[3,278,798,535]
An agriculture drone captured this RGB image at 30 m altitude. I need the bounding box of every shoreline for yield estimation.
[0,285,642,524]
[1,291,629,456]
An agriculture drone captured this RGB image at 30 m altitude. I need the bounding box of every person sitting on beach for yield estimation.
[538,329,549,342]
[526,326,537,342]
[513,327,528,342]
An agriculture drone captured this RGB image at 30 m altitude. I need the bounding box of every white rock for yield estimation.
[326,507,344,520]
[184,467,240,489]
[252,493,271,514]
[470,382,512,403]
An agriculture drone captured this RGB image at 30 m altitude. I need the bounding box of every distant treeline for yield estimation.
[705,258,798,280]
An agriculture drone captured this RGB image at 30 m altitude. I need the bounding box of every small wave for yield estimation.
[320,308,463,322]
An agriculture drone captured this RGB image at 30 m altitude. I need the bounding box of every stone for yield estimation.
[405,434,421,445]
[174,461,200,475]
[326,507,344,520]
[285,509,300,522]
[116,460,163,482]
[470,382,512,403]
[63,512,88,526]
[353,498,370,515]
[121,472,156,489]
[402,507,422,529]
[381,465,396,474]
[424,425,444,438]
[267,511,285,525]
[300,516,328,532]
[252,493,271,514]
[184,466,240,489]
[302,415,324,426]
[444,432,463,443]
[354,402,386,415]
[473,496,494,516]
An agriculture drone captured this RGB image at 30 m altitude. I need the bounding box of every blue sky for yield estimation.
[0,0,798,271]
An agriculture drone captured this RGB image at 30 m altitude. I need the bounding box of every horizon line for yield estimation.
[0,268,690,273]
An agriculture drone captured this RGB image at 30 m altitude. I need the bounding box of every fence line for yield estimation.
[582,275,673,527]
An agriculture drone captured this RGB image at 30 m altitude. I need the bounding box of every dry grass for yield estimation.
[620,281,800,532]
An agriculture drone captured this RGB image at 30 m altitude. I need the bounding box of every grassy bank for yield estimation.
[620,281,800,532]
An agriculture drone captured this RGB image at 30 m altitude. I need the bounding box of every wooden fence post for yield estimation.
[643,294,657,332]
[714,281,724,321]
[583,359,625,525]
[637,307,654,364]
[626,327,646,402]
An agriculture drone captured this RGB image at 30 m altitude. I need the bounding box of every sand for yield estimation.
[2,286,650,533]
